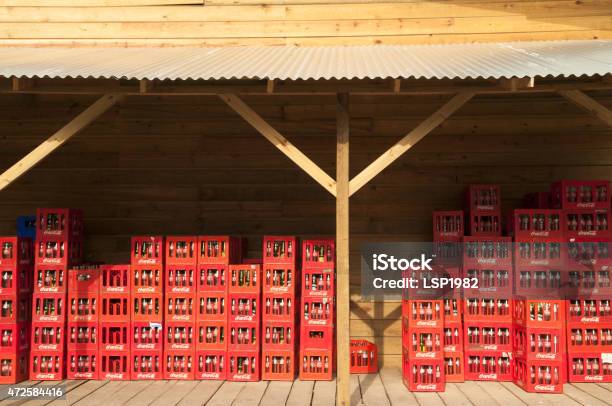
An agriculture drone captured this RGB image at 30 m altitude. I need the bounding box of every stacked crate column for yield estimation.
[466,185,502,236]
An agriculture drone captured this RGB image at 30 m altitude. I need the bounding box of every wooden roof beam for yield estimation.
[220,93,337,197]
[0,93,123,192]
[559,90,612,128]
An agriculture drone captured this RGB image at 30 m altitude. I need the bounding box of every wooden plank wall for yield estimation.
[1,91,612,365]
[0,0,610,45]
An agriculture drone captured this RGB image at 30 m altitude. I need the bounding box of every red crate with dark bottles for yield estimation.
[513,325,565,361]
[432,241,463,267]
[263,320,297,350]
[100,351,130,380]
[514,240,564,270]
[229,293,259,323]
[198,236,241,265]
[564,209,610,240]
[166,236,197,266]
[0,265,32,296]
[29,351,63,380]
[433,211,464,242]
[302,239,334,268]
[0,353,28,384]
[513,358,564,393]
[165,265,196,294]
[130,350,161,380]
[443,322,463,353]
[0,237,33,268]
[100,322,129,352]
[467,185,501,213]
[509,209,563,240]
[100,264,130,294]
[131,266,163,295]
[565,239,612,271]
[567,269,612,296]
[34,265,67,294]
[350,340,377,374]
[403,326,444,359]
[265,293,296,322]
[229,322,259,351]
[566,298,612,324]
[444,351,464,382]
[263,350,296,380]
[403,300,443,328]
[515,269,565,297]
[230,264,260,293]
[197,320,226,351]
[263,236,298,265]
[401,350,445,391]
[67,322,97,349]
[68,267,98,293]
[165,322,195,351]
[35,239,82,267]
[197,292,226,321]
[464,322,512,352]
[67,294,98,323]
[567,324,612,353]
[523,192,551,209]
[36,208,83,241]
[568,352,612,382]
[32,293,62,323]
[164,350,195,380]
[301,296,333,327]
[468,212,502,237]
[263,264,297,294]
[299,349,333,381]
[302,267,333,298]
[197,264,227,293]
[31,322,62,352]
[463,237,512,269]
[131,294,163,323]
[196,350,226,380]
[228,350,260,381]
[300,325,332,350]
[131,236,164,266]
[463,298,511,322]
[0,322,29,354]
[513,298,565,328]
[100,293,129,322]
[551,180,610,210]
[131,322,162,351]
[463,267,511,297]
[165,293,195,323]
[67,350,98,380]
[464,350,512,381]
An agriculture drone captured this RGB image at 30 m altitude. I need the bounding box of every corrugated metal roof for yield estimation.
[0,40,611,81]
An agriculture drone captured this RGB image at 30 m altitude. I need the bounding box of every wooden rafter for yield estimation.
[219,93,337,196]
[0,93,122,192]
[559,90,612,128]
[349,92,474,196]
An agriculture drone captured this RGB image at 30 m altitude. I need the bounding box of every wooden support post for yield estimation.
[501,77,534,91]
[266,79,275,94]
[0,94,122,191]
[11,77,33,92]
[139,79,153,93]
[336,92,350,406]
[393,79,401,94]
[219,93,337,196]
[349,92,474,196]
[559,90,612,128]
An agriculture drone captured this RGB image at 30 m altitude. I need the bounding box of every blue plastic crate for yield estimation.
[17,215,36,239]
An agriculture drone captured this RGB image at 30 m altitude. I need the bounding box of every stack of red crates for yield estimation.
[99,264,131,380]
[164,236,197,380]
[0,237,32,384]
[466,185,502,237]
[130,236,164,380]
[196,236,240,380]
[300,238,335,381]
[513,298,566,393]
[31,208,83,380]
[262,236,302,380]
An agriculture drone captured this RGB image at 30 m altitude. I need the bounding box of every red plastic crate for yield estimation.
[67,350,98,380]
[198,236,241,265]
[444,351,464,382]
[131,294,163,322]
[164,350,195,380]
[67,322,97,349]
[402,300,443,328]
[131,350,162,380]
[301,296,333,327]
[197,264,228,293]
[197,320,227,351]
[299,349,332,381]
[443,322,463,353]
[229,321,260,351]
[302,267,334,298]
[509,209,563,240]
[34,265,67,294]
[132,321,163,351]
[30,351,64,380]
[300,325,332,350]
[514,240,564,270]
[68,267,99,293]
[36,208,83,241]
[463,267,511,296]
[100,293,129,322]
[513,298,565,328]
[462,237,512,269]
[35,239,82,267]
[196,350,226,380]
[32,293,63,323]
[513,325,565,361]
[263,236,298,265]
[433,211,464,242]
[197,292,227,321]
[514,269,565,297]
[0,353,28,384]
[463,298,511,322]
[567,324,612,353]
[513,358,564,393]
[565,239,612,271]
[466,184,501,213]
[0,264,32,296]
[568,352,612,382]
[567,269,612,297]
[0,322,29,354]
[263,264,298,294]
[564,209,610,240]
[99,322,129,352]
[165,321,195,351]
[464,322,512,352]
[31,321,62,352]
[68,294,98,323]
[566,298,612,324]
[263,349,296,380]
[468,212,502,237]
[166,236,198,266]
[165,265,196,294]
[464,350,512,381]
[229,293,260,322]
[265,293,296,321]
[131,265,163,294]
[350,340,377,374]
[523,192,551,209]
[0,237,33,267]
[551,180,610,210]
[229,264,260,293]
[131,236,164,266]
[443,298,462,323]
[100,264,130,294]
[263,320,297,350]
[100,350,130,380]
[403,326,444,359]
[228,350,260,381]
[302,238,335,268]
[165,293,195,322]
[401,351,445,392]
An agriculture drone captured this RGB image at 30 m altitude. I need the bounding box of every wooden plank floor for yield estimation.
[1,368,610,405]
